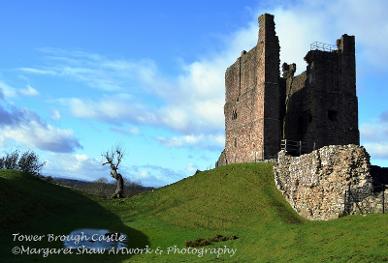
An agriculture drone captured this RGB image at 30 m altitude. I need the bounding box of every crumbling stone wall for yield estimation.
[275,145,386,220]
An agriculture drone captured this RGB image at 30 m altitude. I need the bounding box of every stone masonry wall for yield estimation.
[275,145,386,220]
[222,13,280,165]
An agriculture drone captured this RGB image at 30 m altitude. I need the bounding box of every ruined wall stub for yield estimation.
[223,14,281,164]
[275,145,386,220]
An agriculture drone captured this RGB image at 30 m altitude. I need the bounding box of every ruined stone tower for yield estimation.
[216,13,359,166]
[222,14,281,164]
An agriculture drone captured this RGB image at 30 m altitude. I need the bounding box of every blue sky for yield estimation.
[0,0,388,187]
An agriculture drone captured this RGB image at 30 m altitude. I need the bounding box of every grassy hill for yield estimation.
[0,170,148,263]
[1,164,388,262]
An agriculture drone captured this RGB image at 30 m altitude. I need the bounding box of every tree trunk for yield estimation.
[113,174,124,198]
[110,170,124,199]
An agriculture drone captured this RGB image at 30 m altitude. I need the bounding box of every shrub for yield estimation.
[3,151,19,169]
[0,150,45,176]
[18,151,45,176]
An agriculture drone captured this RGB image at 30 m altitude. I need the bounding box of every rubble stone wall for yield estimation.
[275,145,386,220]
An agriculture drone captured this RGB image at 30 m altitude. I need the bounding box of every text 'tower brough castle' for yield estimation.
[217,13,359,166]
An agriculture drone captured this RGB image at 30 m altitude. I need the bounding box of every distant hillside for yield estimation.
[52,177,153,198]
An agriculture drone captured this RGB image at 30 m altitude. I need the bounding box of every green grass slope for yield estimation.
[0,170,148,263]
[103,163,388,263]
[1,164,387,263]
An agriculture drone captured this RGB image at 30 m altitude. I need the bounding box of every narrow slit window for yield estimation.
[232,110,238,120]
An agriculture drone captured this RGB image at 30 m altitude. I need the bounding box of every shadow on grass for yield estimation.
[0,171,149,263]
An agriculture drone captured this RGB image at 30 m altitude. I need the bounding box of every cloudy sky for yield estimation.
[0,0,387,186]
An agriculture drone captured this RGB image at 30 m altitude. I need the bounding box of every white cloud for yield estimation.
[19,0,388,154]
[44,153,106,181]
[0,81,39,97]
[160,107,190,131]
[51,109,61,120]
[43,151,187,186]
[0,121,81,153]
[360,123,388,143]
[18,67,57,75]
[273,8,329,72]
[0,102,81,153]
[60,97,158,125]
[157,134,224,150]
[110,126,140,136]
[185,162,199,175]
[364,143,388,160]
[19,85,39,96]
[126,164,184,187]
[19,49,161,92]
[272,0,388,70]
[360,121,388,161]
[43,151,191,187]
[328,0,388,67]
[0,81,17,97]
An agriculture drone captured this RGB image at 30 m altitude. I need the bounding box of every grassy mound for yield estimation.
[0,170,148,263]
[1,163,387,262]
[103,163,388,262]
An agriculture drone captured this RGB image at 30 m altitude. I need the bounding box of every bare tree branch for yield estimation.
[101,145,125,198]
[116,148,124,168]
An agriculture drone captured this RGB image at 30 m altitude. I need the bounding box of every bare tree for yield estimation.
[102,147,125,199]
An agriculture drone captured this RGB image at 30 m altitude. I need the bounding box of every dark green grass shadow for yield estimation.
[0,170,149,263]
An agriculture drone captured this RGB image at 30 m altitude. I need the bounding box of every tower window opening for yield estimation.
[232,110,238,120]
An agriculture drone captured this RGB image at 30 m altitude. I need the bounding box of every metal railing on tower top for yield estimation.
[310,41,336,52]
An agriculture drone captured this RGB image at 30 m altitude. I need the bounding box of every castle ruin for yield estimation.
[217,13,359,166]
